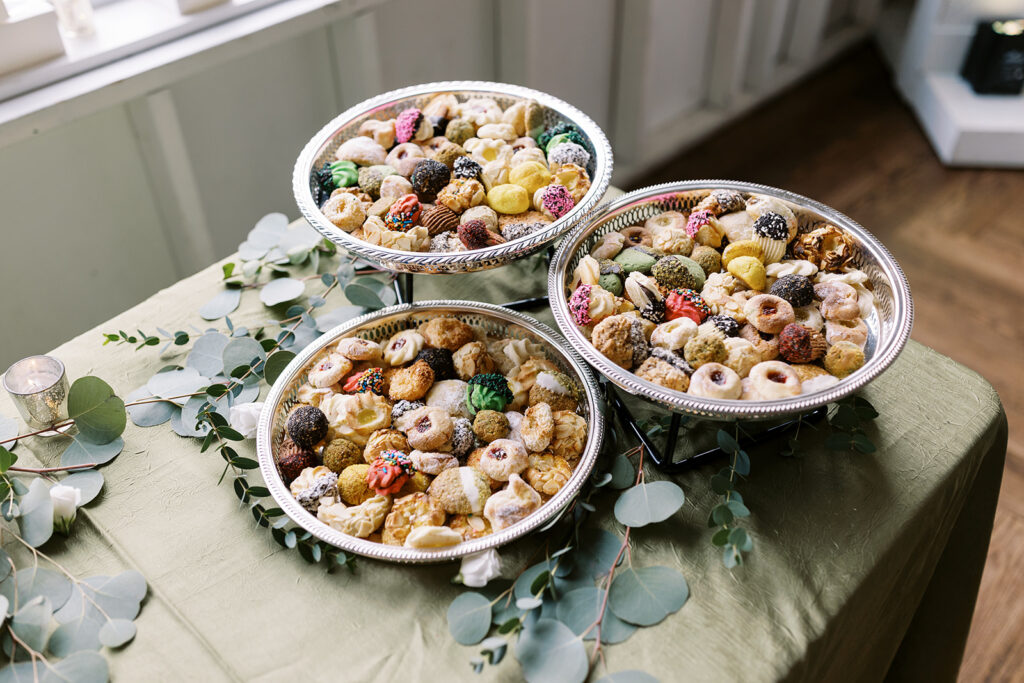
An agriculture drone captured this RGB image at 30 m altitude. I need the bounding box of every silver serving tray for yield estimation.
[256,301,605,563]
[293,81,613,274]
[548,180,914,421]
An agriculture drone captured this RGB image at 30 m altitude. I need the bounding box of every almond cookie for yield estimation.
[449,513,493,540]
[524,453,572,497]
[420,317,475,351]
[317,495,391,538]
[549,411,587,466]
[483,474,542,531]
[388,360,435,401]
[382,492,446,546]
[521,403,554,452]
[453,341,496,381]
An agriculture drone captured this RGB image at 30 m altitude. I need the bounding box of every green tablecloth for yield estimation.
[2,226,1006,682]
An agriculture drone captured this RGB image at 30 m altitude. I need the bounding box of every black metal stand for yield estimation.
[607,384,827,473]
[389,248,554,310]
[499,246,554,311]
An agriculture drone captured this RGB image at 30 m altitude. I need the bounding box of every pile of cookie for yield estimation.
[311,92,594,253]
[566,189,875,400]
[277,316,588,548]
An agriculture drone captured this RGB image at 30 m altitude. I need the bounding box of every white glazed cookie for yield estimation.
[405,525,464,548]
[383,330,425,365]
[317,495,391,538]
[483,474,542,531]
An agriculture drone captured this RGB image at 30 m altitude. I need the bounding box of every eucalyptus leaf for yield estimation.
[0,549,10,583]
[0,595,7,622]
[98,618,137,648]
[613,481,685,527]
[260,278,305,306]
[41,650,109,683]
[67,377,126,445]
[515,618,588,683]
[555,587,636,644]
[48,611,104,655]
[186,333,230,377]
[316,306,366,333]
[17,478,53,547]
[60,436,123,468]
[0,662,38,683]
[61,470,104,505]
[515,562,553,600]
[222,338,266,376]
[124,387,175,428]
[286,318,321,353]
[247,212,290,248]
[264,352,297,387]
[0,568,71,612]
[147,368,207,406]
[446,592,491,645]
[344,283,388,309]
[0,447,16,473]
[177,396,229,438]
[82,572,146,620]
[595,671,660,683]
[0,415,18,450]
[608,455,635,489]
[608,566,689,627]
[574,528,623,579]
[10,597,51,653]
[198,289,241,321]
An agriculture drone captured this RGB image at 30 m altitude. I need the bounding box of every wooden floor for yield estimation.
[631,43,1023,682]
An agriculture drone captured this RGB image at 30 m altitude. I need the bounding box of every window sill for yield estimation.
[0,0,380,146]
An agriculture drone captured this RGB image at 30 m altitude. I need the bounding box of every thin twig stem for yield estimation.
[8,463,97,474]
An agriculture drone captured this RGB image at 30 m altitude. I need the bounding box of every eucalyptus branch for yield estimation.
[0,422,75,446]
[7,463,97,474]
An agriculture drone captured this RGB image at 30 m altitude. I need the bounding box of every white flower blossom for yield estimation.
[228,402,264,439]
[459,549,502,587]
[50,484,81,535]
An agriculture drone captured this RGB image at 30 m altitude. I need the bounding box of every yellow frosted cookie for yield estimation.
[487,184,530,214]
[727,256,767,291]
[722,240,764,267]
[509,162,552,196]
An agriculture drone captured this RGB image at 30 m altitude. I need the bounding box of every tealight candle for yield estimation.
[2,356,71,435]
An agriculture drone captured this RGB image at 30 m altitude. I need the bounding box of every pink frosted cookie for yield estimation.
[533,184,575,219]
[685,209,714,238]
[568,284,594,326]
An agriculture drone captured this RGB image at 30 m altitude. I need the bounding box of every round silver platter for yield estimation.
[293,81,613,274]
[256,301,605,563]
[549,180,914,421]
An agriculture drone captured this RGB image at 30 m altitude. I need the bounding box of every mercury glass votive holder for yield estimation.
[2,356,71,436]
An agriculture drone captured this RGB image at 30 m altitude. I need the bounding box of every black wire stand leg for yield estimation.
[607,384,828,473]
[394,272,415,305]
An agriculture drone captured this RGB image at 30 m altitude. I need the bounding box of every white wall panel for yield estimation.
[0,106,175,368]
[497,0,616,132]
[642,0,715,130]
[164,29,338,258]
[372,0,496,89]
